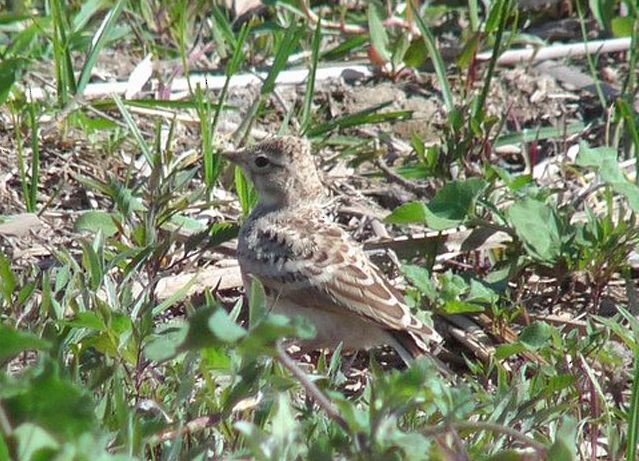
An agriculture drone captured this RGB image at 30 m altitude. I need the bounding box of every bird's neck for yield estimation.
[250,195,325,220]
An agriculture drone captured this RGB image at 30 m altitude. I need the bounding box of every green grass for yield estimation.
[1,1,639,460]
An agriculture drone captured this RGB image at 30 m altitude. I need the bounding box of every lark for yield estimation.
[224,136,441,364]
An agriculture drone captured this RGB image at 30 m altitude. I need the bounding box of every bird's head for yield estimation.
[223,136,325,209]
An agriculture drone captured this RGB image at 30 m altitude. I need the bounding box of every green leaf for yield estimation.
[208,221,239,246]
[485,449,532,461]
[113,94,154,165]
[0,58,18,105]
[75,210,118,237]
[367,2,391,63]
[261,25,303,96]
[588,0,615,30]
[507,198,562,263]
[307,102,412,137]
[547,416,577,461]
[144,323,188,362]
[518,322,553,350]
[412,4,454,113]
[386,202,428,224]
[403,39,428,68]
[248,277,267,329]
[495,122,585,147]
[441,300,484,314]
[389,178,485,229]
[60,311,105,330]
[208,309,247,343]
[76,0,126,92]
[3,362,96,439]
[300,17,322,134]
[466,279,498,304]
[0,324,50,363]
[628,345,639,461]
[12,424,59,461]
[425,178,486,229]
[234,166,257,216]
[576,142,639,211]
[72,0,107,32]
[240,313,315,355]
[0,250,17,301]
[402,264,436,300]
[494,342,527,360]
[0,432,8,460]
[321,35,368,61]
[611,16,634,37]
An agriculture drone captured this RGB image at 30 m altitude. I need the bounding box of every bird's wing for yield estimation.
[241,216,441,346]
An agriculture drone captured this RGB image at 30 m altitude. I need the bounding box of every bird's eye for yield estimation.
[254,155,270,168]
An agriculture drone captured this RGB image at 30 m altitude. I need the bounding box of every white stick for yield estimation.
[477,37,631,66]
[25,64,374,102]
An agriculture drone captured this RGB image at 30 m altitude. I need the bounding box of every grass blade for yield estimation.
[234,23,303,144]
[113,94,154,166]
[300,18,322,134]
[51,0,77,104]
[628,348,639,460]
[27,103,40,212]
[411,3,454,114]
[76,0,126,93]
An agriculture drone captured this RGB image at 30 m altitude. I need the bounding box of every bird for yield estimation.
[223,135,442,364]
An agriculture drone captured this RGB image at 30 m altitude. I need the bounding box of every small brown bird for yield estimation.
[224,136,441,364]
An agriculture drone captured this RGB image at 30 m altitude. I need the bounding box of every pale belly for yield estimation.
[270,298,395,351]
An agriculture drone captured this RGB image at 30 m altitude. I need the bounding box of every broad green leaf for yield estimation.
[576,143,639,211]
[13,424,59,461]
[386,202,428,224]
[389,179,485,229]
[144,323,188,362]
[271,393,299,451]
[402,264,436,300]
[576,143,623,181]
[3,362,96,439]
[466,279,498,304]
[425,178,486,229]
[60,311,105,330]
[75,210,118,236]
[403,39,428,68]
[165,213,208,234]
[494,342,527,360]
[611,16,634,37]
[518,322,553,350]
[441,300,484,314]
[240,313,315,355]
[0,324,50,362]
[208,309,247,343]
[507,198,562,263]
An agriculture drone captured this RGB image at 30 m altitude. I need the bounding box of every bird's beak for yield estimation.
[220,149,243,165]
